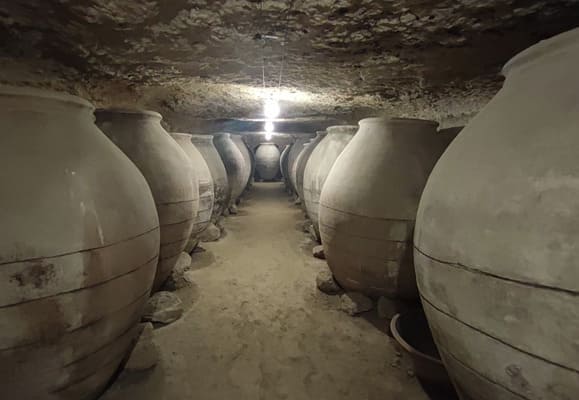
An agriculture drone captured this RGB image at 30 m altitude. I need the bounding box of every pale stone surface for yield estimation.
[164,252,192,291]
[339,292,373,316]
[316,267,341,295]
[124,323,159,372]
[312,245,325,259]
[200,222,221,242]
[142,292,184,325]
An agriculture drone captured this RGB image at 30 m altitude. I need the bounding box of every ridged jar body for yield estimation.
[255,143,281,180]
[319,117,449,299]
[280,143,293,190]
[414,28,579,400]
[286,137,311,194]
[171,133,213,252]
[214,133,246,206]
[230,134,252,192]
[191,134,230,221]
[0,87,159,399]
[96,109,197,291]
[295,133,326,203]
[303,126,357,239]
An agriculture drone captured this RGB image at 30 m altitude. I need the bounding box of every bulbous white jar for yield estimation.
[255,143,281,180]
[230,134,253,191]
[191,134,230,221]
[213,133,246,206]
[286,137,311,194]
[96,109,197,291]
[414,28,579,400]
[295,132,326,203]
[0,86,159,398]
[303,125,357,240]
[319,117,448,299]
[171,133,214,252]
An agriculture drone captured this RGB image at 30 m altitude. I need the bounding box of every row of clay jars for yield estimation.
[285,136,312,194]
[213,133,248,209]
[170,133,215,252]
[230,134,253,192]
[319,117,456,300]
[303,125,358,240]
[255,143,281,180]
[280,143,293,191]
[95,109,199,291]
[191,134,230,222]
[414,27,579,400]
[294,131,326,205]
[0,87,160,399]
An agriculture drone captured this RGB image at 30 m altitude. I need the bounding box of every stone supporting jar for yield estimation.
[0,86,159,399]
[414,28,579,400]
[230,134,253,192]
[96,109,197,291]
[213,133,247,207]
[255,143,281,180]
[191,134,230,221]
[303,125,357,240]
[319,117,450,299]
[171,132,214,252]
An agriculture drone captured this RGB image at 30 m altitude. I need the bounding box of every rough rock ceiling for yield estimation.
[1,0,578,130]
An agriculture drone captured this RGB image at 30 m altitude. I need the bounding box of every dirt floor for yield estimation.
[102,182,442,400]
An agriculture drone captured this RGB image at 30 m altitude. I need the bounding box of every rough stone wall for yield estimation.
[1,0,578,128]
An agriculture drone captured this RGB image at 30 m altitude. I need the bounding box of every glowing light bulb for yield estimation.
[263,99,280,119]
[264,120,274,132]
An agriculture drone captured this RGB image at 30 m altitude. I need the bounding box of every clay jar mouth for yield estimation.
[0,85,94,112]
[171,132,193,139]
[95,108,162,121]
[326,125,358,135]
[359,117,439,130]
[190,134,214,142]
[213,132,231,139]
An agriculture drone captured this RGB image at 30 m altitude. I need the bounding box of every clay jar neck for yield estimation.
[190,134,214,145]
[326,125,358,137]
[170,132,193,147]
[502,27,579,83]
[358,117,439,138]
[214,133,231,141]
[0,86,94,120]
[95,108,164,136]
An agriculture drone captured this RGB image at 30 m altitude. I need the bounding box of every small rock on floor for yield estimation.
[312,245,325,259]
[142,291,184,325]
[294,198,302,206]
[339,292,373,316]
[223,208,230,217]
[316,266,341,295]
[163,252,192,291]
[229,204,238,214]
[124,322,159,372]
[200,223,221,242]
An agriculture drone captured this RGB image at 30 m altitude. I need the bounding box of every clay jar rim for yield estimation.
[214,132,232,139]
[502,27,579,77]
[0,85,94,110]
[359,117,439,129]
[170,132,193,139]
[190,134,214,141]
[95,108,162,121]
[326,125,358,135]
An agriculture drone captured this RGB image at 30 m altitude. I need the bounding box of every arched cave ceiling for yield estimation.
[1,0,578,131]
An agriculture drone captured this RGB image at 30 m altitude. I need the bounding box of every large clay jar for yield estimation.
[96,109,197,291]
[191,134,230,221]
[255,143,281,180]
[295,132,326,203]
[230,134,252,191]
[0,86,159,399]
[213,133,246,206]
[319,117,450,299]
[280,142,293,190]
[414,28,579,400]
[286,136,311,194]
[290,141,311,197]
[303,125,357,239]
[170,133,214,251]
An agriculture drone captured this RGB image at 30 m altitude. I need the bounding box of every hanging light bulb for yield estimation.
[263,98,280,119]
